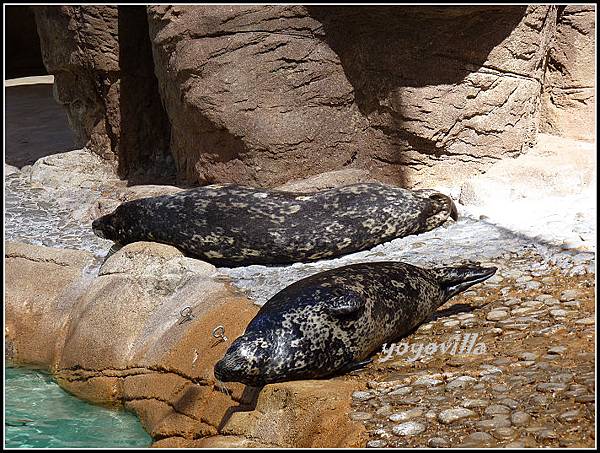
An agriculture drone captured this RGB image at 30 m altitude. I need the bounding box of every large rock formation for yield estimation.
[29,5,593,190]
[32,6,173,182]
[5,241,367,447]
[146,5,556,188]
[540,5,595,141]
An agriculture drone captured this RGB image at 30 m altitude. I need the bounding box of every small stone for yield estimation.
[498,398,519,409]
[524,281,541,290]
[376,405,393,416]
[510,411,531,426]
[485,404,511,416]
[424,410,437,420]
[511,307,534,316]
[505,440,526,448]
[575,317,595,325]
[392,421,426,436]
[389,408,423,422]
[519,352,538,361]
[462,398,489,408]
[457,313,475,320]
[352,391,373,402]
[503,298,521,306]
[493,357,514,366]
[537,324,566,336]
[492,427,516,440]
[460,431,495,447]
[575,394,595,403]
[387,385,413,397]
[443,320,460,328]
[558,409,581,422]
[479,365,503,376]
[350,411,373,421]
[413,376,443,387]
[446,375,478,390]
[547,346,567,355]
[550,309,568,317]
[550,372,574,383]
[476,416,512,430]
[537,429,558,440]
[428,437,449,447]
[490,384,509,393]
[486,310,509,321]
[541,297,560,306]
[438,407,476,424]
[560,289,578,301]
[367,440,387,448]
[536,382,568,392]
[530,394,549,406]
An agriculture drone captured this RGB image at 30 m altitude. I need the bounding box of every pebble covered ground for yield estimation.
[347,260,596,448]
[4,161,596,448]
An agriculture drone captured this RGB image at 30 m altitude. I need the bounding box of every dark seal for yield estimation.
[92,183,457,267]
[214,261,496,386]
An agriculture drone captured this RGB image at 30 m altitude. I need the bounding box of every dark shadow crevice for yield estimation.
[117,6,175,185]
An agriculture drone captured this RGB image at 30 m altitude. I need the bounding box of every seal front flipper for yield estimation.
[432,265,497,302]
[325,293,365,317]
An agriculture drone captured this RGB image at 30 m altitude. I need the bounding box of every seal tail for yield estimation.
[431,265,497,302]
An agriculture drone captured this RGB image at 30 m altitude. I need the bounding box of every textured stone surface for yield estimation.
[5,241,95,366]
[29,5,595,189]
[540,5,595,141]
[5,241,366,447]
[26,5,595,189]
[146,5,557,188]
[32,6,172,181]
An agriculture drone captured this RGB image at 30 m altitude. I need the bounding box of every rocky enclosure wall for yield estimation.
[29,5,595,188]
[5,241,367,447]
[539,5,595,141]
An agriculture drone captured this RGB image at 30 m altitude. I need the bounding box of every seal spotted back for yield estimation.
[214,261,496,386]
[92,183,457,266]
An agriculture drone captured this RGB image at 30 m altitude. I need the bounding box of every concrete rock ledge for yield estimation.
[5,240,367,448]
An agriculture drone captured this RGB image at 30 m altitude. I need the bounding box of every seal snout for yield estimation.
[448,198,458,221]
[92,218,106,239]
[213,358,230,382]
[92,213,117,241]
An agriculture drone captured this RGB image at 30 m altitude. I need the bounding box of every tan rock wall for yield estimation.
[29,5,594,190]
[5,241,367,447]
[540,5,595,141]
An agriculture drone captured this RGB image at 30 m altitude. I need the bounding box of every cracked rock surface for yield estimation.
[31,5,571,189]
[5,241,367,448]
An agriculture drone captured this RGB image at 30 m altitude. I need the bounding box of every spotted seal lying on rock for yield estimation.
[92,183,457,267]
[214,261,496,386]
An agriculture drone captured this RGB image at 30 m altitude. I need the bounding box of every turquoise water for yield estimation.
[4,365,152,448]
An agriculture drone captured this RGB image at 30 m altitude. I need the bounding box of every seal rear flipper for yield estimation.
[432,265,497,302]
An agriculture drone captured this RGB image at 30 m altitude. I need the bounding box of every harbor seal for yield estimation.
[91,182,457,267]
[214,261,496,386]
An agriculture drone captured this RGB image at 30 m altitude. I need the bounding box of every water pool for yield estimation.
[4,365,152,448]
